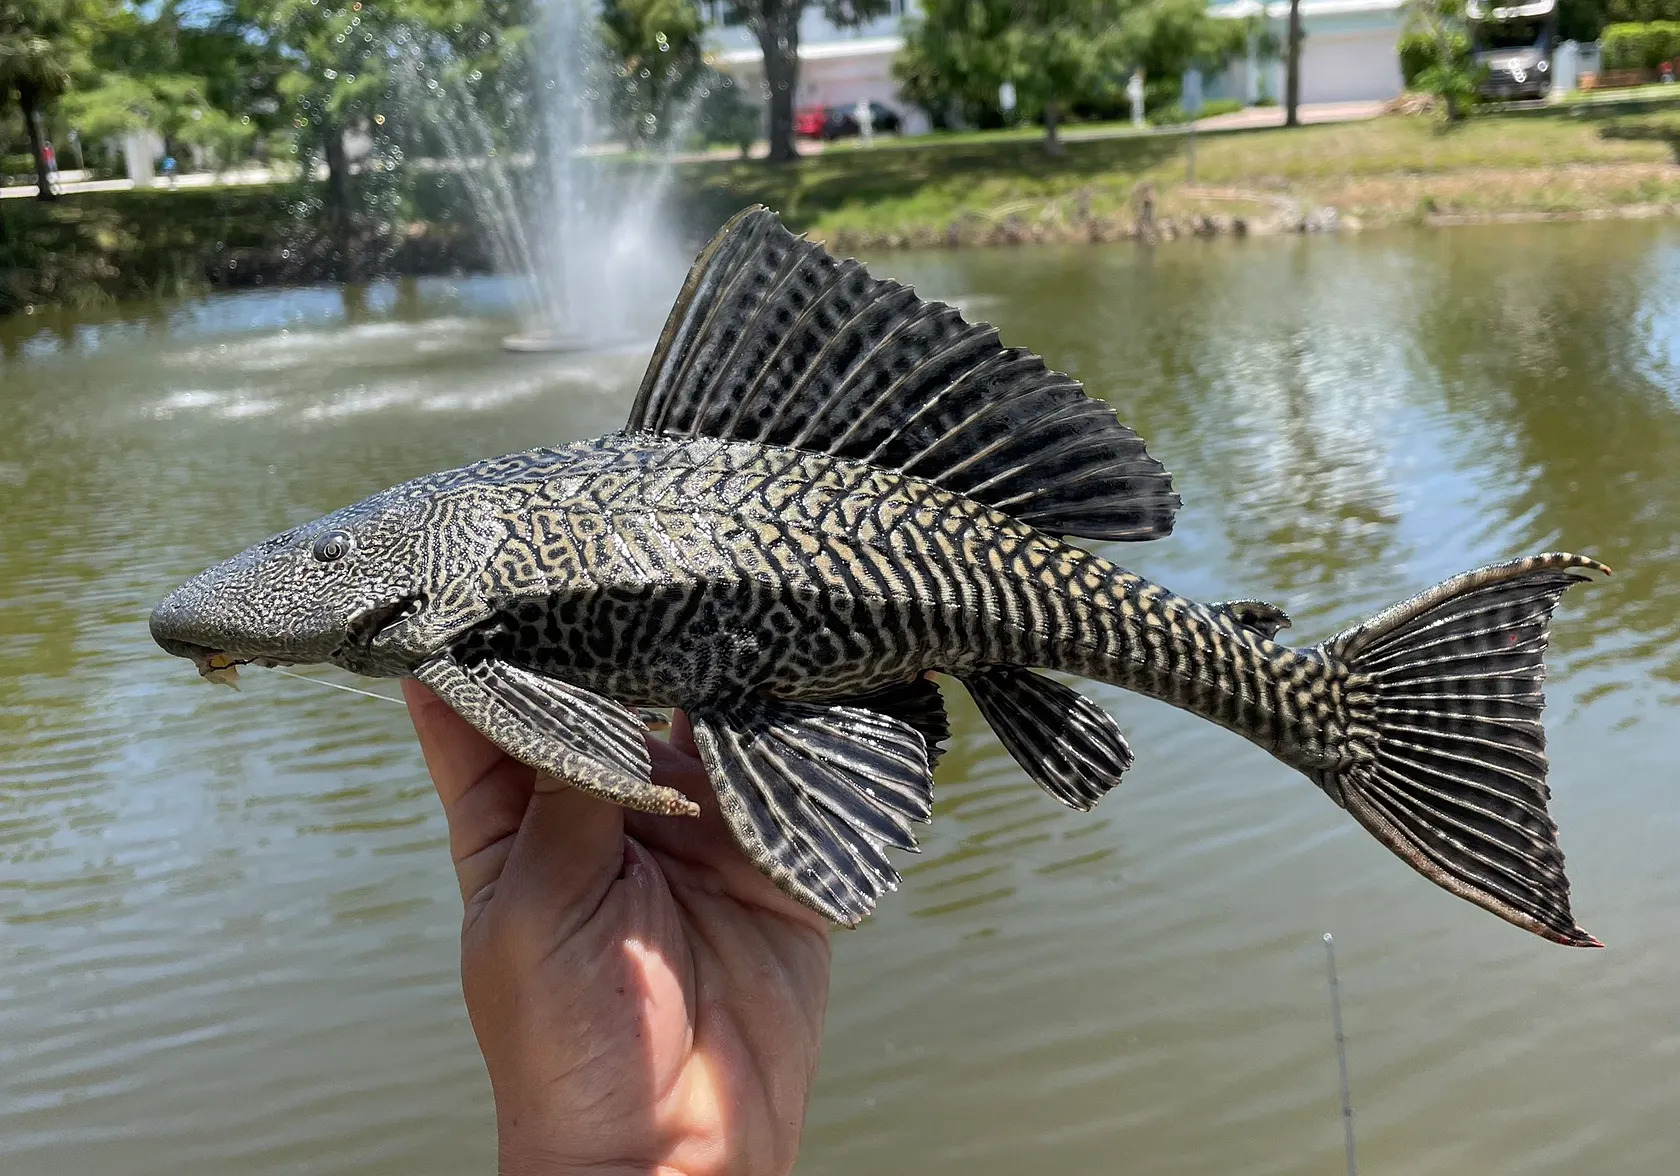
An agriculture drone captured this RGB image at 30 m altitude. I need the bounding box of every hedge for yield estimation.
[1602,21,1680,69]
[1606,0,1680,23]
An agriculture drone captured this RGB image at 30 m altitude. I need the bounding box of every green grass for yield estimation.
[674,105,1680,244]
[1556,82,1680,107]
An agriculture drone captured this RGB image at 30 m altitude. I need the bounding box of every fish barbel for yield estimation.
[151,206,1608,945]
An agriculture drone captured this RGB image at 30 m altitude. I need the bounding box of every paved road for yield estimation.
[1190,100,1386,131]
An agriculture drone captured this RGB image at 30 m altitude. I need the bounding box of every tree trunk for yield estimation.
[20,87,56,202]
[755,3,801,163]
[1043,97,1063,156]
[1285,0,1303,128]
[322,125,356,279]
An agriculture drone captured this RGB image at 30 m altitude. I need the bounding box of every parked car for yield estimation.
[815,102,901,140]
[794,106,828,139]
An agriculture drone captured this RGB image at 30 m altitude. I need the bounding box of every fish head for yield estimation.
[150,476,501,684]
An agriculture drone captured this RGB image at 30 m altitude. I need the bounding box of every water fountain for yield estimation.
[405,0,693,354]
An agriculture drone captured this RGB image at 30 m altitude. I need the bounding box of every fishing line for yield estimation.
[1323,933,1359,1176]
[266,666,406,706]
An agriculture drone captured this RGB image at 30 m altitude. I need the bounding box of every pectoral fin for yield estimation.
[963,668,1132,811]
[688,696,935,926]
[414,655,698,817]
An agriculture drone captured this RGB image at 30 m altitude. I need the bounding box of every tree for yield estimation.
[1122,0,1248,97]
[721,0,889,162]
[1405,0,1479,121]
[0,0,79,201]
[1284,0,1301,125]
[898,0,1235,154]
[599,0,703,147]
[899,0,1127,155]
[60,0,283,181]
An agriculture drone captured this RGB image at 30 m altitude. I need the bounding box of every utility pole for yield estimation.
[1286,0,1303,127]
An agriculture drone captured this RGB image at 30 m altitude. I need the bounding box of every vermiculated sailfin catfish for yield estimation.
[151,205,1609,946]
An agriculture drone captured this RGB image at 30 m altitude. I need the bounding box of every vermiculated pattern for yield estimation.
[151,206,1610,947]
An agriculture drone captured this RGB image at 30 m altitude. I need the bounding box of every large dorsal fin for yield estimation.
[625,206,1180,542]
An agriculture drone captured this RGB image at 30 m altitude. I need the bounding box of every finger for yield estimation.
[631,713,826,928]
[492,780,628,946]
[633,710,739,860]
[403,680,503,809]
[404,680,537,905]
[669,708,699,759]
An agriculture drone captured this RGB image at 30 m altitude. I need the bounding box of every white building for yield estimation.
[1209,0,1407,106]
[703,0,1409,129]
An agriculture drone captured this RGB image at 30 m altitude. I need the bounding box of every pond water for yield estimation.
[3,221,1678,1176]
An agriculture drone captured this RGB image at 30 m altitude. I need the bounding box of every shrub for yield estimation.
[1602,21,1680,69]
[1148,97,1242,124]
[1606,0,1680,22]
[1398,27,1470,88]
[692,71,761,156]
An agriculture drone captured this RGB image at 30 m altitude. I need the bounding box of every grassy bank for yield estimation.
[682,104,1680,247]
[6,103,1680,316]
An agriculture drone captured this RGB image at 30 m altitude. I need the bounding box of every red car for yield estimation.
[794,106,827,139]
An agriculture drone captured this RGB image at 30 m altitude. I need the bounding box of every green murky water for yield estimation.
[3,222,1677,1175]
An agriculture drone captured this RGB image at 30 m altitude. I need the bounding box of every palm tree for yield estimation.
[0,32,73,201]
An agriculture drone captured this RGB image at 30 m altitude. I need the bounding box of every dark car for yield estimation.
[817,102,901,140]
[1475,43,1553,100]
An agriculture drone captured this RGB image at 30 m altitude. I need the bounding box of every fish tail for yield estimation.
[1311,553,1610,947]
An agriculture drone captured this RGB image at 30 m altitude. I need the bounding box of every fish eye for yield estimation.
[312,530,355,562]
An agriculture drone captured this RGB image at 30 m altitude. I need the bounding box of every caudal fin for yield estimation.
[1316,553,1610,947]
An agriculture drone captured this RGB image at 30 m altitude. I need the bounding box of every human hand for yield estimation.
[403,683,832,1176]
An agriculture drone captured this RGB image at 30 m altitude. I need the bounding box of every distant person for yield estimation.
[42,141,56,175]
[163,154,177,186]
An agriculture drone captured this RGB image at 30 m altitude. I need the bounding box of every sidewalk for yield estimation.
[1,164,286,200]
